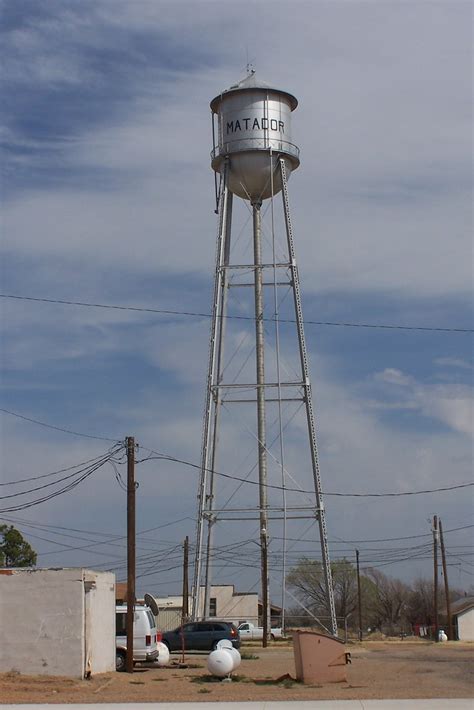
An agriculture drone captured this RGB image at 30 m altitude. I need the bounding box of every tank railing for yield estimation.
[211,137,300,161]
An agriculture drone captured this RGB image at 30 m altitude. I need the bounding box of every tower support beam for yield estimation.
[192,161,231,621]
[202,189,233,619]
[279,157,338,637]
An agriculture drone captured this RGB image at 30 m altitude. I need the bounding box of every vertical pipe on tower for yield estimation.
[203,192,233,619]
[252,199,270,645]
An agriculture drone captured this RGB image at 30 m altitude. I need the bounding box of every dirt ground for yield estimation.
[1,640,473,704]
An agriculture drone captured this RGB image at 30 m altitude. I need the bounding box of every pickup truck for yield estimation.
[237,622,284,640]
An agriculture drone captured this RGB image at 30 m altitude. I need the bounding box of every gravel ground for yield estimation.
[1,641,472,704]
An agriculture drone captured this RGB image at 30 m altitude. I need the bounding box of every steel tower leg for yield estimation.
[279,158,338,637]
[252,199,270,645]
[192,161,232,620]
[202,189,233,618]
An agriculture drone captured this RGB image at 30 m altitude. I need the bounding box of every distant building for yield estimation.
[115,584,281,631]
[156,585,266,629]
[0,568,115,677]
[450,596,474,641]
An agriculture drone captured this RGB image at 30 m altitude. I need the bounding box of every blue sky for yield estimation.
[1,0,472,603]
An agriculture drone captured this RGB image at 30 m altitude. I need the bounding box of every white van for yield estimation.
[115,604,160,671]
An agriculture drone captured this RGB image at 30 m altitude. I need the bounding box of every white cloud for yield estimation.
[3,1,472,297]
[371,368,473,438]
[435,357,473,370]
[374,368,413,386]
[2,1,472,591]
[416,385,473,438]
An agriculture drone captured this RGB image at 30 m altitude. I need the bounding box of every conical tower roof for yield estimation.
[210,71,298,112]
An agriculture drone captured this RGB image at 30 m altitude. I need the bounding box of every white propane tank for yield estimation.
[207,649,234,677]
[156,642,170,666]
[226,647,241,669]
[438,630,448,642]
[216,639,233,650]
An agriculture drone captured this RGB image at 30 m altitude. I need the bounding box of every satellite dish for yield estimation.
[216,639,233,650]
[144,593,159,617]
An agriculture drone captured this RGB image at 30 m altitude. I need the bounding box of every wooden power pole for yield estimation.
[182,536,189,623]
[433,515,439,642]
[356,549,363,642]
[180,536,190,664]
[126,436,136,673]
[439,519,453,640]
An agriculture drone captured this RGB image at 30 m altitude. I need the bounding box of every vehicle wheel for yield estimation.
[271,633,276,641]
[212,640,219,651]
[116,650,126,672]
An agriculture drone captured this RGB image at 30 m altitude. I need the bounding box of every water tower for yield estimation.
[192,71,337,639]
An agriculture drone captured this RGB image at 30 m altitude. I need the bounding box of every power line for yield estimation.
[1,409,471,500]
[0,408,120,443]
[272,523,474,544]
[1,293,472,333]
[0,446,122,513]
[2,515,195,542]
[0,450,125,486]
[138,450,473,498]
[0,515,196,560]
[0,459,114,500]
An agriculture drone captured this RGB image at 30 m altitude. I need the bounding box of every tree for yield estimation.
[0,524,37,567]
[286,557,377,628]
[367,568,410,633]
[406,577,434,627]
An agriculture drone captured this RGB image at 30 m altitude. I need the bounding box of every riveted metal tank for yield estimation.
[211,72,300,201]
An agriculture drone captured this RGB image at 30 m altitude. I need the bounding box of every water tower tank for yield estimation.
[211,72,300,201]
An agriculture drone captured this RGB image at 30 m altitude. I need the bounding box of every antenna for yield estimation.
[241,47,256,78]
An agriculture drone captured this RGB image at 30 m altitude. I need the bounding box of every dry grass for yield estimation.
[0,641,472,704]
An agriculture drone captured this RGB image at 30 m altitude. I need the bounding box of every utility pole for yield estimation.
[182,536,189,623]
[439,519,453,640]
[126,436,136,673]
[180,536,189,665]
[433,515,439,642]
[356,549,363,642]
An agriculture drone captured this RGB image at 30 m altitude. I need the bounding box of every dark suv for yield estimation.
[162,621,240,652]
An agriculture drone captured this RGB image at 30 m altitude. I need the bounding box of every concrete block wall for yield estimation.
[0,568,115,677]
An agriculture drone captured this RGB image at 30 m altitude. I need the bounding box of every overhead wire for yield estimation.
[1,293,472,333]
[0,447,123,501]
[0,407,120,442]
[1,410,471,500]
[0,515,197,563]
[137,448,473,498]
[0,444,123,513]
[0,450,124,486]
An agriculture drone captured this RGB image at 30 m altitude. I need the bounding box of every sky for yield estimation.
[1,0,473,610]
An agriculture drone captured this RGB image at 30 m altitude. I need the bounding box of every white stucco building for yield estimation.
[451,596,474,641]
[149,584,281,631]
[0,567,115,677]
